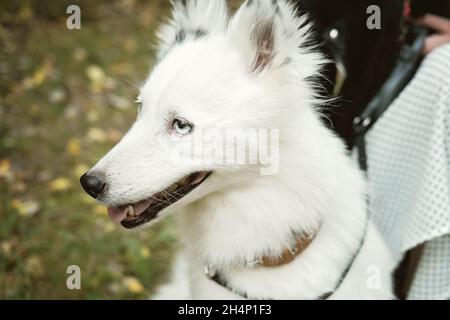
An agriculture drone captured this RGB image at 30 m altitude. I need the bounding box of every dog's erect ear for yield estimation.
[228,0,320,77]
[156,0,228,59]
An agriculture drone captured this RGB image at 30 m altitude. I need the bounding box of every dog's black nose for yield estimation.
[80,173,106,199]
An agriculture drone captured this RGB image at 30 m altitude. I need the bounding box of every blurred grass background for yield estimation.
[0,0,186,299]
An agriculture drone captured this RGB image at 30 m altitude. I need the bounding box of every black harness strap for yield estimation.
[354,26,427,171]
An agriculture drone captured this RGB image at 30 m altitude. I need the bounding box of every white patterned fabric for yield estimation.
[365,43,450,300]
[408,235,450,299]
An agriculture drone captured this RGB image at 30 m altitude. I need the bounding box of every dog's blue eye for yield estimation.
[172,118,194,135]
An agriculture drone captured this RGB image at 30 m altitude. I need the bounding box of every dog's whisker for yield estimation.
[120,78,141,91]
[148,194,172,206]
[161,190,174,206]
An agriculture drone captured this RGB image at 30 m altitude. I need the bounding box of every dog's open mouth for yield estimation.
[108,171,212,229]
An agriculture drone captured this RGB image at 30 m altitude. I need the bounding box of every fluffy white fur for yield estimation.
[90,0,394,299]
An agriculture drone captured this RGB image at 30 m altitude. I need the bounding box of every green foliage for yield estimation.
[0,0,176,299]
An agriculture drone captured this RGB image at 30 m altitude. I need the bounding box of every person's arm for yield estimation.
[416,14,450,54]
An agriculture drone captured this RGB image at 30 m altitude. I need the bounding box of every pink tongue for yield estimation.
[107,206,128,223]
[107,200,152,223]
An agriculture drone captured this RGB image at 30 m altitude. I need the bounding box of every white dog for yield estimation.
[80,0,394,299]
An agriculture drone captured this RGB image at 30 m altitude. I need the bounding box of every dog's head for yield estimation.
[80,0,323,230]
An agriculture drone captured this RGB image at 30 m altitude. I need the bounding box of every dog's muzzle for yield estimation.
[80,171,212,229]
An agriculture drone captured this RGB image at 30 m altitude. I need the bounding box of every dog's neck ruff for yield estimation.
[204,215,369,300]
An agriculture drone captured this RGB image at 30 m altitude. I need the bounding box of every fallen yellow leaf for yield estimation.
[123,276,144,294]
[11,199,40,217]
[1,241,12,256]
[0,159,11,178]
[86,65,106,83]
[67,138,81,157]
[87,128,107,143]
[93,204,106,215]
[49,177,72,192]
[73,163,89,178]
[104,221,116,233]
[86,65,107,92]
[140,247,151,259]
[23,61,52,89]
